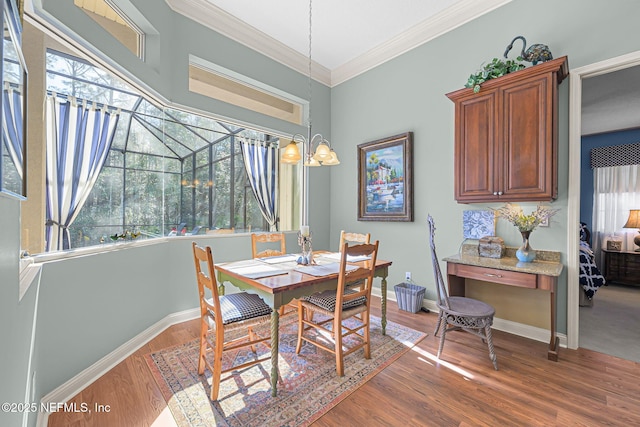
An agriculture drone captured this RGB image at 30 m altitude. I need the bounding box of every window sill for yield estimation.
[30,237,168,264]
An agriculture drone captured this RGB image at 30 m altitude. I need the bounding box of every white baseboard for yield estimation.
[36,308,200,427]
[37,293,567,427]
[375,289,567,348]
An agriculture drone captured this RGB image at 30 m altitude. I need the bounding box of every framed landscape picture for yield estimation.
[358,132,413,222]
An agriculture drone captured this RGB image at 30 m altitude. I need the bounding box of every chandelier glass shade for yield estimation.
[281,132,340,166]
[281,140,302,164]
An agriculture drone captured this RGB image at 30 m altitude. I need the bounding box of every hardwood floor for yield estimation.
[48,297,640,426]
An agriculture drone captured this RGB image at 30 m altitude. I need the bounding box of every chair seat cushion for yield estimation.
[215,292,272,325]
[303,289,366,312]
[447,296,495,317]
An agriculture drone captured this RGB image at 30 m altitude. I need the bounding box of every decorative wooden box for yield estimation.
[478,236,505,258]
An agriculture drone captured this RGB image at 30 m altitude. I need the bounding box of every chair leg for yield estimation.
[210,333,224,401]
[198,323,207,375]
[295,304,304,354]
[334,316,344,377]
[363,311,371,359]
[437,320,447,359]
[485,325,498,370]
[433,312,443,337]
[248,326,257,354]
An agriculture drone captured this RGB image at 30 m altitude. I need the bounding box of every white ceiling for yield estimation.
[203,0,463,71]
[582,65,640,136]
[167,0,512,86]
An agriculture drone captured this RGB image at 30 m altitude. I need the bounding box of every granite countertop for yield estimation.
[443,244,563,277]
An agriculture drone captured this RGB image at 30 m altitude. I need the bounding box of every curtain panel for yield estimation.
[592,164,640,263]
[240,139,278,230]
[45,94,120,251]
[2,85,23,178]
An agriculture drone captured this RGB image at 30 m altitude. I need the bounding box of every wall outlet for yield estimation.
[405,271,411,281]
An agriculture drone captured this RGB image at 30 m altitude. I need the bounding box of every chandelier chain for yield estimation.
[308,0,313,130]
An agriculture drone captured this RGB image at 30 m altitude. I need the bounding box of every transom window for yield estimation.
[74,0,144,58]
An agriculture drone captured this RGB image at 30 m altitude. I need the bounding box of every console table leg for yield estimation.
[548,289,558,361]
[381,276,387,335]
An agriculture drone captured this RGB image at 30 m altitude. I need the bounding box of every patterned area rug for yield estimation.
[145,314,425,426]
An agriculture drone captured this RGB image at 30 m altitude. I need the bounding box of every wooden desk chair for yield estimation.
[295,241,379,376]
[339,230,371,249]
[251,232,286,258]
[191,242,272,400]
[428,215,498,370]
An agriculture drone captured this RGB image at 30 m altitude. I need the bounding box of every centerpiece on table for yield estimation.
[493,203,559,262]
[297,225,314,265]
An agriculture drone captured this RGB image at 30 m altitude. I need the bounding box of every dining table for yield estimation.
[215,251,392,396]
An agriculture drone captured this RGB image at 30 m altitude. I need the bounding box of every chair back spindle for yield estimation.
[428,215,451,311]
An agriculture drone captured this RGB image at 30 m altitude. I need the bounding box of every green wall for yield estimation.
[0,194,38,427]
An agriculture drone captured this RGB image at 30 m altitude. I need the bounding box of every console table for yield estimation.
[443,247,563,361]
[603,249,640,286]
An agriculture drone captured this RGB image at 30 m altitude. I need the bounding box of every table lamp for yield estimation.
[623,209,640,251]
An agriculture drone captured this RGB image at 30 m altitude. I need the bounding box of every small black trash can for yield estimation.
[394,282,426,313]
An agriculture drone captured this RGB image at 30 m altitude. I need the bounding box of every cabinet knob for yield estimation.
[498,191,503,196]
[493,192,498,196]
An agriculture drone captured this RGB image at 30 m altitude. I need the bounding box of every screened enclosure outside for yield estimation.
[45,49,296,252]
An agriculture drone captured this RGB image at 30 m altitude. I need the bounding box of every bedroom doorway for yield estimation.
[568,50,640,361]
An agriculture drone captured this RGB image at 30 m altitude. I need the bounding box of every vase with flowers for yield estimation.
[493,203,559,262]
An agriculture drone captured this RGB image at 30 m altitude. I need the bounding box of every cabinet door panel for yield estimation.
[501,76,553,200]
[454,92,498,202]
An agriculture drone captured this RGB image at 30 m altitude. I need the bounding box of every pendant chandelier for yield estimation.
[280,0,340,167]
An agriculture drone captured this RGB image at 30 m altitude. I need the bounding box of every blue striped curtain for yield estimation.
[2,85,23,178]
[45,95,120,251]
[240,140,278,230]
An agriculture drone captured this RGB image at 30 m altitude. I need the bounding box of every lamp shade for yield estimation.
[303,156,321,167]
[322,150,340,165]
[623,209,640,229]
[312,141,332,161]
[281,140,301,164]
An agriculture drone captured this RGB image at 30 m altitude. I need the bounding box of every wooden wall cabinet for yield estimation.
[446,57,568,203]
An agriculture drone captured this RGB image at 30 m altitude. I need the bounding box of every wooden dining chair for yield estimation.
[206,227,235,235]
[191,242,272,400]
[251,232,296,316]
[339,230,371,294]
[339,230,371,249]
[251,232,286,258]
[428,215,498,370]
[295,241,379,376]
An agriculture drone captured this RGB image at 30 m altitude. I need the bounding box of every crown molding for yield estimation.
[165,0,332,86]
[167,0,511,88]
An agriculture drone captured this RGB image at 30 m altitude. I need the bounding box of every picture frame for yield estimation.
[358,132,413,222]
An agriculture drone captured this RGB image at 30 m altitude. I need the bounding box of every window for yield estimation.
[42,49,294,253]
[74,0,144,58]
[188,58,303,125]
